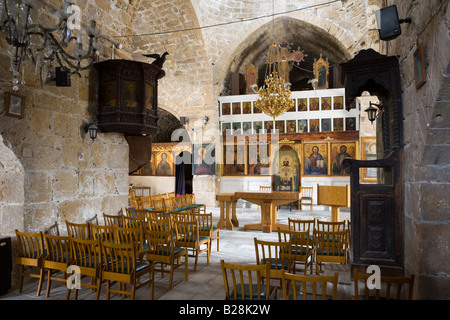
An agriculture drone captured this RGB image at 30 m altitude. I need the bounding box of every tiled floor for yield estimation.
[1,204,353,301]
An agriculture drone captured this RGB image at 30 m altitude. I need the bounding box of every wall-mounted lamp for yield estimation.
[203,116,209,126]
[365,101,383,123]
[83,121,99,141]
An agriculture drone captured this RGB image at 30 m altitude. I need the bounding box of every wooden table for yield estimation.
[216,191,299,233]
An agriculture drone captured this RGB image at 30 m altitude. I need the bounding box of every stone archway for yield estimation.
[0,134,24,236]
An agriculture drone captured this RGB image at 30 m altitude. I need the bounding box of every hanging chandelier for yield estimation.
[252,42,295,121]
[0,0,104,91]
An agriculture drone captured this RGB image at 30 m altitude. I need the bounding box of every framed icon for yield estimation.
[5,92,25,119]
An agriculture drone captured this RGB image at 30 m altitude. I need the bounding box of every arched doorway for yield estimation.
[175,151,193,195]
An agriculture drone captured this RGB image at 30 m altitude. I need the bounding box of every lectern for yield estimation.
[317,184,350,222]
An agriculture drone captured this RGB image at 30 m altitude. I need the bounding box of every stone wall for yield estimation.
[387,0,450,299]
[0,0,138,236]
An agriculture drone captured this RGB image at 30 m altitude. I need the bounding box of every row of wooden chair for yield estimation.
[15,225,154,300]
[221,260,415,300]
[129,193,206,215]
[284,218,351,274]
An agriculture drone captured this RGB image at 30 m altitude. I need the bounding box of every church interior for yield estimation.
[0,0,449,302]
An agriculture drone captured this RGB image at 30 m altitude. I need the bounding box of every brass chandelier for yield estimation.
[252,42,295,121]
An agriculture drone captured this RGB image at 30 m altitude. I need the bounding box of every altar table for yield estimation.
[216,191,299,233]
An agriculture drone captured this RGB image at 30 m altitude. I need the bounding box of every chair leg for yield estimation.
[46,270,52,298]
[17,266,24,293]
[36,268,45,296]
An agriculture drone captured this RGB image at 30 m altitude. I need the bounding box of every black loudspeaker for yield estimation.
[0,237,12,295]
[180,116,186,125]
[376,5,402,41]
[56,67,71,87]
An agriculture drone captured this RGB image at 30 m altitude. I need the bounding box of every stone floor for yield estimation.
[0,204,353,301]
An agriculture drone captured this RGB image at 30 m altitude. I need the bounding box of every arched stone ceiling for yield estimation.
[225,16,351,93]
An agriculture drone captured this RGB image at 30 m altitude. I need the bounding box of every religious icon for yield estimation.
[321,97,331,110]
[309,97,319,111]
[193,144,216,175]
[222,123,231,135]
[345,117,356,131]
[232,122,242,134]
[331,143,355,175]
[321,118,331,132]
[144,84,154,109]
[223,144,245,176]
[297,98,307,111]
[333,118,344,132]
[310,119,320,132]
[243,101,252,114]
[243,122,252,133]
[333,96,344,110]
[273,147,300,191]
[6,92,25,118]
[104,81,117,106]
[245,64,258,94]
[298,120,308,133]
[232,102,241,115]
[124,81,139,107]
[253,121,263,133]
[222,103,231,115]
[304,144,328,175]
[313,53,329,89]
[275,121,285,133]
[286,120,296,133]
[156,152,173,176]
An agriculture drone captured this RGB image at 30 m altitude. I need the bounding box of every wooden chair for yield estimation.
[140,195,154,210]
[316,220,347,232]
[128,197,142,209]
[44,221,60,236]
[281,271,339,300]
[277,228,314,274]
[254,238,294,286]
[90,224,116,243]
[66,221,91,240]
[14,230,45,296]
[194,212,220,252]
[85,214,98,225]
[67,237,103,300]
[101,241,154,300]
[151,198,168,215]
[174,220,210,271]
[122,215,146,230]
[220,260,277,300]
[103,212,124,227]
[298,186,313,211]
[288,218,315,241]
[42,233,72,298]
[114,226,148,262]
[146,217,189,290]
[185,193,206,214]
[313,230,348,274]
[125,208,149,220]
[352,269,415,300]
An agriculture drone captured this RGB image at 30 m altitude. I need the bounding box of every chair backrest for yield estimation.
[221,260,273,300]
[152,198,166,212]
[192,212,213,230]
[44,221,60,236]
[15,230,45,259]
[128,197,142,209]
[140,195,153,209]
[114,226,144,255]
[85,214,98,225]
[313,230,348,260]
[254,238,292,272]
[174,220,199,245]
[288,218,315,233]
[171,211,194,223]
[259,186,272,191]
[277,228,312,252]
[66,221,91,240]
[101,241,137,275]
[125,208,148,219]
[103,213,124,227]
[122,215,145,229]
[43,233,71,263]
[316,220,346,232]
[69,237,102,268]
[281,272,339,300]
[90,224,116,243]
[147,216,172,233]
[352,269,415,300]
[300,186,313,198]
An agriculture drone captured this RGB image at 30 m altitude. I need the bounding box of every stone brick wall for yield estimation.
[387,0,450,299]
[0,0,137,236]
